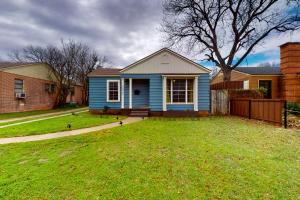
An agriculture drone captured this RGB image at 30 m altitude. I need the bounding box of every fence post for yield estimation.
[248,99,251,119]
[284,100,287,129]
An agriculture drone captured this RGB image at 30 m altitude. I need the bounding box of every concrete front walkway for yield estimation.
[0,107,88,124]
[0,117,142,145]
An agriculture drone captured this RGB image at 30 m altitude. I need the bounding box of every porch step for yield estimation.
[129,110,149,117]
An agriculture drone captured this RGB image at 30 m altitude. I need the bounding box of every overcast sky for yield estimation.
[0,0,299,68]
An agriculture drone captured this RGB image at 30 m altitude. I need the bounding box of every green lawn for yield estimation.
[0,117,299,199]
[0,112,124,138]
[0,106,87,120]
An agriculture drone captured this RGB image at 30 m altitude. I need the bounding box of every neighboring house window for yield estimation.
[45,83,56,93]
[259,80,272,99]
[243,80,249,89]
[14,79,24,93]
[107,80,120,102]
[167,79,193,104]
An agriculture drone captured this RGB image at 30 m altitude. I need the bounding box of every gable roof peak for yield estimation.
[121,47,210,73]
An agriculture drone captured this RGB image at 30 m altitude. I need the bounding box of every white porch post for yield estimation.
[194,76,198,111]
[162,76,167,111]
[129,78,132,109]
[121,78,124,109]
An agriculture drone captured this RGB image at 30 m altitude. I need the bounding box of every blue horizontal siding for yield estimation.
[89,77,121,109]
[167,104,194,111]
[149,75,162,111]
[89,73,210,112]
[198,74,210,111]
[121,74,151,79]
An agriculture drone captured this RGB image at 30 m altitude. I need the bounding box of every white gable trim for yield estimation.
[121,48,211,74]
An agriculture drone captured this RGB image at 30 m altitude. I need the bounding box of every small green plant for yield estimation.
[258,87,267,95]
[287,102,300,115]
[59,102,78,108]
[103,106,110,114]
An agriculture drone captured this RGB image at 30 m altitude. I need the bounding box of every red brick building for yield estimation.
[280,42,300,104]
[0,62,83,113]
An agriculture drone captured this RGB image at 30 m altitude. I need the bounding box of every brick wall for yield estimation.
[65,85,84,105]
[74,85,84,105]
[280,42,300,104]
[0,71,56,113]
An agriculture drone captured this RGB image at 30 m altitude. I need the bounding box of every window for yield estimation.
[45,83,56,93]
[107,80,120,102]
[167,79,194,104]
[259,80,272,99]
[243,80,249,89]
[14,79,24,93]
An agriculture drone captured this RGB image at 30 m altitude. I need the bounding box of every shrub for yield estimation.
[59,102,78,108]
[230,89,264,99]
[103,106,110,114]
[287,102,300,115]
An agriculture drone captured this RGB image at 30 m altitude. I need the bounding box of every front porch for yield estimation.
[121,78,150,109]
[120,75,199,112]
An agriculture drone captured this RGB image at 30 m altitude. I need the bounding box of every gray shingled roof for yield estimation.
[234,67,282,75]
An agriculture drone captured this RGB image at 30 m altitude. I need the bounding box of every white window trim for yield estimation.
[107,80,120,102]
[167,78,194,104]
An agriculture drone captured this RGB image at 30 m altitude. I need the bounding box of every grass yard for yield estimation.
[0,106,87,120]
[0,112,125,138]
[0,117,299,199]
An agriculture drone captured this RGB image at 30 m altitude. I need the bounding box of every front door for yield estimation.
[132,79,149,108]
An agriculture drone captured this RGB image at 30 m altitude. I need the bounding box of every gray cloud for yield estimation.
[0,0,164,66]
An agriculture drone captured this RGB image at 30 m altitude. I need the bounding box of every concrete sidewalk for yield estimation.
[0,107,88,124]
[0,110,88,129]
[0,117,142,145]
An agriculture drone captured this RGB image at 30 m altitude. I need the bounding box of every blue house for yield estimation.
[88,48,211,116]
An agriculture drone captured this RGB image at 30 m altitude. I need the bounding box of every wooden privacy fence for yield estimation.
[210,81,243,90]
[211,90,229,115]
[230,99,286,126]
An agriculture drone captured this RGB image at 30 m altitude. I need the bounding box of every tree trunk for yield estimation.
[223,69,232,82]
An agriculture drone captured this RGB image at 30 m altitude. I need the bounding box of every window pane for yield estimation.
[167,79,171,90]
[167,90,171,103]
[173,91,185,102]
[15,79,23,93]
[187,79,193,90]
[109,82,118,90]
[187,91,193,103]
[173,79,185,90]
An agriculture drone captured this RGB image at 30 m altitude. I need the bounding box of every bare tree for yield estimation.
[162,0,300,81]
[10,40,105,107]
[75,45,108,104]
[256,61,279,67]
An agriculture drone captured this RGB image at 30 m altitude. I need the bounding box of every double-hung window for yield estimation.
[167,79,194,104]
[14,79,24,94]
[107,80,120,102]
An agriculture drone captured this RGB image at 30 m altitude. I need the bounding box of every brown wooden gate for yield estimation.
[230,99,285,125]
